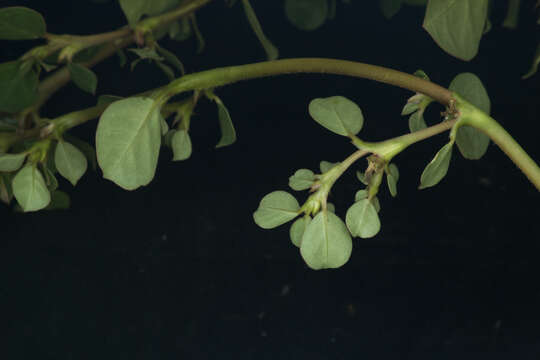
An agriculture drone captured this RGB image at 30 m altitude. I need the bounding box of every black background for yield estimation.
[1,1,540,358]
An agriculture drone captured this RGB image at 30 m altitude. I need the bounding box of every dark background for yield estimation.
[1,1,540,358]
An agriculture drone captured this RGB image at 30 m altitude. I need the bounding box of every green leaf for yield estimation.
[45,190,70,210]
[326,202,335,213]
[0,7,46,40]
[63,135,98,171]
[284,0,328,31]
[408,110,427,133]
[356,171,368,185]
[42,165,58,191]
[119,0,180,27]
[419,142,453,189]
[171,129,192,161]
[242,0,279,60]
[290,215,311,247]
[68,63,98,95]
[169,19,192,41]
[156,45,185,75]
[320,160,338,173]
[155,61,175,81]
[12,164,51,212]
[55,141,88,186]
[380,0,402,19]
[289,169,315,191]
[346,198,381,238]
[385,163,399,197]
[522,43,540,80]
[253,190,300,229]
[0,172,14,204]
[0,61,38,113]
[96,97,162,190]
[215,100,236,148]
[300,211,352,270]
[308,96,364,136]
[449,72,491,159]
[423,0,488,60]
[0,152,26,172]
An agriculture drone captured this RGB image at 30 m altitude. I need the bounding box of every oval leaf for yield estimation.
[308,96,364,136]
[215,100,236,148]
[12,164,51,212]
[423,0,488,61]
[290,215,311,247]
[346,199,381,238]
[55,141,88,186]
[380,0,402,19]
[385,163,399,197]
[119,0,181,27]
[171,129,192,161]
[68,63,98,95]
[300,211,352,270]
[284,0,328,31]
[449,72,491,160]
[289,168,315,191]
[0,61,38,113]
[0,152,26,172]
[96,97,162,190]
[0,7,46,40]
[419,142,453,189]
[253,190,300,229]
[320,160,338,173]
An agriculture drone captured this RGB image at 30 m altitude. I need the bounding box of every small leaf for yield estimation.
[242,0,279,60]
[354,189,368,201]
[42,166,58,191]
[160,117,169,135]
[320,160,338,173]
[117,49,127,67]
[401,101,419,116]
[423,0,488,60]
[215,99,236,148]
[346,199,381,238]
[45,190,70,211]
[171,130,192,161]
[285,0,328,31]
[449,72,491,159]
[385,163,399,197]
[128,47,164,62]
[380,0,402,19]
[0,172,14,204]
[156,45,185,75]
[290,215,311,247]
[169,19,192,41]
[308,96,364,136]
[96,97,162,190]
[289,168,315,191]
[0,152,26,172]
[155,61,175,81]
[300,211,352,270]
[408,110,427,133]
[0,61,38,113]
[356,171,368,185]
[419,142,453,189]
[55,141,88,186]
[12,164,51,212]
[68,63,98,95]
[64,135,97,171]
[0,7,46,40]
[253,190,300,229]
[522,43,540,79]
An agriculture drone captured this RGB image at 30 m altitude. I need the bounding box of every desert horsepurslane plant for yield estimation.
[0,2,538,270]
